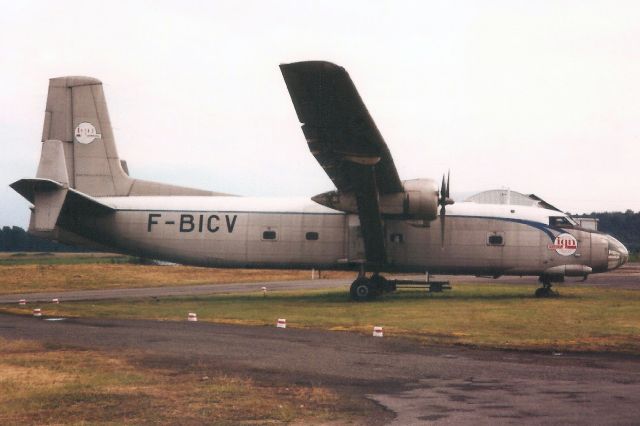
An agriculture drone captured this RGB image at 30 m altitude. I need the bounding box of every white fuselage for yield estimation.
[57,195,619,276]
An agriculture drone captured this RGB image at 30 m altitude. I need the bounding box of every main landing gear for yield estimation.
[350,273,397,301]
[535,276,560,298]
[349,268,453,301]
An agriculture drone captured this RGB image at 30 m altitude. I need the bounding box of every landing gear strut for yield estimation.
[535,276,559,298]
[350,273,397,301]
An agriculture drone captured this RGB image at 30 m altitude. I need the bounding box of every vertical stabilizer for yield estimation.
[39,76,217,197]
[42,76,132,196]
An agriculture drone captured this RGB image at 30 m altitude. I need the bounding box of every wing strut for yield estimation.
[351,164,386,265]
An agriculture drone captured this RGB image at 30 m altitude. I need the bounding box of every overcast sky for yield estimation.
[2,0,639,227]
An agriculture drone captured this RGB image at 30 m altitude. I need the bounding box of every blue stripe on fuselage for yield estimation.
[447,215,562,241]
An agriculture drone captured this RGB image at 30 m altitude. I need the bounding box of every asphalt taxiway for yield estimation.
[0,313,639,424]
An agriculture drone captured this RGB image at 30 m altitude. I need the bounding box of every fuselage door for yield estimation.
[346,214,366,262]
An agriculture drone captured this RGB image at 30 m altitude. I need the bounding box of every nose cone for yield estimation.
[606,235,629,270]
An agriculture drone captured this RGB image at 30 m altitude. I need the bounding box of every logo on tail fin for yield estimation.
[74,122,101,144]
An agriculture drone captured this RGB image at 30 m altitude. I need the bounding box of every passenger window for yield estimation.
[305,232,319,241]
[390,233,404,243]
[262,230,277,240]
[487,233,504,246]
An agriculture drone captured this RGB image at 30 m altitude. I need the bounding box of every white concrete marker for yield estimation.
[18,299,26,305]
[187,312,198,322]
[33,308,42,318]
[277,318,287,328]
[373,326,383,337]
[52,298,59,304]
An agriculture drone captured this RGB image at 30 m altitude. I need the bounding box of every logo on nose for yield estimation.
[548,233,578,256]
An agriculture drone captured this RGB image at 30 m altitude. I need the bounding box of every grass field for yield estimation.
[0,337,376,424]
[0,252,135,266]
[1,258,639,354]
[5,284,640,354]
[0,262,352,294]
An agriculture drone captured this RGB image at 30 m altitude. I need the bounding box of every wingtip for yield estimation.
[279,60,343,71]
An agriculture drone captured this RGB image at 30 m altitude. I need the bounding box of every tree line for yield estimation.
[0,226,88,252]
[577,210,640,253]
[1,211,639,253]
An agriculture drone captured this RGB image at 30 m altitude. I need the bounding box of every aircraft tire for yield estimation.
[350,278,373,301]
[535,287,559,298]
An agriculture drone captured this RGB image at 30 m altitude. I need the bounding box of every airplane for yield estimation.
[10,61,629,300]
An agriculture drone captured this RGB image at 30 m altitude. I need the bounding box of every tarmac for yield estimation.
[0,314,639,424]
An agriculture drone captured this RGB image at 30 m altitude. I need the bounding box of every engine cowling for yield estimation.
[311,178,439,221]
[397,179,439,220]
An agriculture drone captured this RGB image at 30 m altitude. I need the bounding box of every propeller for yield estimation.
[439,171,454,248]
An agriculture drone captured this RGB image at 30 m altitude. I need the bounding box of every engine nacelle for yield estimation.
[311,178,439,220]
[397,179,439,220]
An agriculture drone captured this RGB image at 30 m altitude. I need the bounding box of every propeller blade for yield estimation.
[446,170,450,199]
[439,171,452,249]
[440,204,446,248]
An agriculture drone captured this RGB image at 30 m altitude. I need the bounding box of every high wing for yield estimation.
[279,61,403,195]
[280,61,403,265]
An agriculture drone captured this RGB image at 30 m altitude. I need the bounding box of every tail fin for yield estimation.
[42,76,130,196]
[40,76,217,197]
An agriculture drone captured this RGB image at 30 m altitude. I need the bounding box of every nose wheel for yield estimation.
[535,276,559,298]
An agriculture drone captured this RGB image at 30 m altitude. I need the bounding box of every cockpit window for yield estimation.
[549,216,577,227]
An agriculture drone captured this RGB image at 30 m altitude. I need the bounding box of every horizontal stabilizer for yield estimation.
[11,178,115,231]
[64,187,115,216]
[10,178,62,203]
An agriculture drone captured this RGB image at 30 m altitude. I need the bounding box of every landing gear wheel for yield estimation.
[535,287,549,297]
[535,278,559,298]
[350,274,395,301]
[350,278,373,301]
[370,274,395,295]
